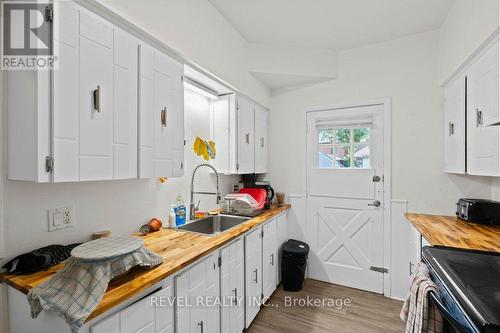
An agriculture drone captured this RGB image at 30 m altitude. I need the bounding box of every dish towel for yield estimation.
[27,246,163,333]
[400,262,443,333]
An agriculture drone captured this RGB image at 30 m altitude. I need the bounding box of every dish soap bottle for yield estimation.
[174,194,186,227]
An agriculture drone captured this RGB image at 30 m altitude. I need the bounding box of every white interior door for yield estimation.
[306,104,385,294]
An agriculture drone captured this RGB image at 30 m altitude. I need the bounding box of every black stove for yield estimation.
[423,246,500,333]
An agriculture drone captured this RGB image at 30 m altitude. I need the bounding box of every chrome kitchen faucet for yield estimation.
[190,163,221,220]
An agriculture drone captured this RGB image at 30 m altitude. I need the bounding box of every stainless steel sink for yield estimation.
[176,215,251,236]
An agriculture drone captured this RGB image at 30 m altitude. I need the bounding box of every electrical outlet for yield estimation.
[48,206,75,232]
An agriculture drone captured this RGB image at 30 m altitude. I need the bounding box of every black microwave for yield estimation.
[456,198,500,226]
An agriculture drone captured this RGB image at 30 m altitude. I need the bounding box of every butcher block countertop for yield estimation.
[1,204,290,322]
[405,212,500,253]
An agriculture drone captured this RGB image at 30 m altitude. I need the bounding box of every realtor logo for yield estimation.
[2,1,55,70]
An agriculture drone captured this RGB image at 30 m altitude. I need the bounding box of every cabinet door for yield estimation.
[467,39,500,176]
[153,56,174,177]
[204,253,220,333]
[91,313,120,333]
[155,281,175,333]
[237,96,255,174]
[276,213,287,285]
[443,76,465,174]
[254,106,268,174]
[172,62,185,151]
[52,0,79,182]
[138,45,154,178]
[79,12,114,181]
[262,219,277,299]
[220,239,244,333]
[175,256,220,333]
[113,29,138,179]
[244,228,262,328]
[120,296,155,333]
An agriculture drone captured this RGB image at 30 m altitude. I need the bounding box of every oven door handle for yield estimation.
[428,291,469,333]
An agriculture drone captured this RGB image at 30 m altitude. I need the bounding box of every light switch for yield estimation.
[53,212,63,226]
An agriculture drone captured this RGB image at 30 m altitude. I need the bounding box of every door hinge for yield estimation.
[218,257,222,267]
[236,101,240,111]
[236,163,240,170]
[370,266,388,274]
[45,156,54,173]
[45,5,54,22]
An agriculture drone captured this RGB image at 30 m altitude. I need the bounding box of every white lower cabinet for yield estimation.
[262,219,277,300]
[220,238,245,333]
[175,253,220,333]
[90,278,174,333]
[244,228,263,328]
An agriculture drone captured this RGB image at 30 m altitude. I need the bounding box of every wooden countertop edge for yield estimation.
[404,212,500,253]
[1,204,291,322]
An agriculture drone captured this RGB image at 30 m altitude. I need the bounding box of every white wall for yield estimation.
[0,89,239,267]
[438,0,499,84]
[269,30,492,216]
[96,0,271,108]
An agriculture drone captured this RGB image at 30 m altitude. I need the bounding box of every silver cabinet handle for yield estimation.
[271,253,274,266]
[232,288,238,305]
[253,269,258,283]
[245,133,250,144]
[198,321,204,333]
[368,200,381,207]
[93,85,101,113]
[448,122,454,136]
[161,107,167,127]
[261,137,264,148]
[476,108,483,127]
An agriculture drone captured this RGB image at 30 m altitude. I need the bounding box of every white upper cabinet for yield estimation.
[442,35,500,177]
[139,47,184,178]
[254,105,268,174]
[210,93,268,175]
[7,1,184,182]
[113,29,139,180]
[236,96,255,174]
[467,38,500,176]
[443,74,466,174]
[78,11,114,181]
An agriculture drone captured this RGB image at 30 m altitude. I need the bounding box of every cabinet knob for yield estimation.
[245,133,250,144]
[253,269,258,283]
[198,321,204,333]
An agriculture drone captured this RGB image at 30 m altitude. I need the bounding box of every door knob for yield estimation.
[368,200,381,207]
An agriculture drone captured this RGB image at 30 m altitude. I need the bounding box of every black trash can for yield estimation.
[282,239,309,292]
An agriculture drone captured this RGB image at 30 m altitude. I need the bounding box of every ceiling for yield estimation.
[208,0,454,51]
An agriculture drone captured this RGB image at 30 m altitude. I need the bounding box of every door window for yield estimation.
[318,128,370,169]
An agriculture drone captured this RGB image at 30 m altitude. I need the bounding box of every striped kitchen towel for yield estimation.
[27,246,163,333]
[400,262,443,333]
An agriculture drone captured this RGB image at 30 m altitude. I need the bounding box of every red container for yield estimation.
[239,188,267,210]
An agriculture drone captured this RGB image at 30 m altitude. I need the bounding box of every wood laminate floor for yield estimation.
[247,279,405,333]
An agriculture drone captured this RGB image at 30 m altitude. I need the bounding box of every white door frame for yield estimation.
[304,98,392,297]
